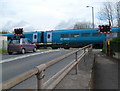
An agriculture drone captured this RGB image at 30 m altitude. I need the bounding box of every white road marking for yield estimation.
[0,50,59,64]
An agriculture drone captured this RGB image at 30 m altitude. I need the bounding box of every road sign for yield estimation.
[106,33,117,38]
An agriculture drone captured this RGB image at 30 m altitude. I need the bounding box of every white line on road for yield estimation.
[0,50,59,64]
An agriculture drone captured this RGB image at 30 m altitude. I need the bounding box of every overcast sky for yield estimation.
[0,0,119,32]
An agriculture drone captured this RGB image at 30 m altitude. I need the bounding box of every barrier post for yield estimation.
[84,48,86,62]
[90,44,92,52]
[75,52,79,74]
[36,71,45,91]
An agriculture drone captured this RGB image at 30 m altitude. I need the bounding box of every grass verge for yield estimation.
[0,49,7,54]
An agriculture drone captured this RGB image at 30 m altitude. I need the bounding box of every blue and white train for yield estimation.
[3,27,120,49]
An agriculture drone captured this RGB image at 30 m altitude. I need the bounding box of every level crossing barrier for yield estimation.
[2,44,93,91]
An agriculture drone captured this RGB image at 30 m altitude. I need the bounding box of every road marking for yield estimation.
[0,50,59,64]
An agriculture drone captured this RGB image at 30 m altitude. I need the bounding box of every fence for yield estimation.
[0,36,8,50]
[110,41,120,52]
[103,39,120,57]
[110,41,120,59]
[2,44,92,90]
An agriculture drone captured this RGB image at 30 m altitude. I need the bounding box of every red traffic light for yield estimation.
[14,28,23,35]
[101,27,104,29]
[98,25,111,33]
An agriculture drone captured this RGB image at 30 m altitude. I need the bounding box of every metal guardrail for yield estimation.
[2,44,92,91]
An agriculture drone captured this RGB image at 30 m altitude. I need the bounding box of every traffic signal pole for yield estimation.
[98,25,112,56]
[107,39,110,56]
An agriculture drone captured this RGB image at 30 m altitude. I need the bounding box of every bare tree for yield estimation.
[98,2,114,26]
[0,29,9,34]
[73,22,92,29]
[116,1,120,27]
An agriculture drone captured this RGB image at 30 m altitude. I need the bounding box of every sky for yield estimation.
[0,0,119,32]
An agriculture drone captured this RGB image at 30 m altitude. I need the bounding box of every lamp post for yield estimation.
[86,6,94,29]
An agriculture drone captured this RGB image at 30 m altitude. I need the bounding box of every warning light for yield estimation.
[98,25,112,33]
[14,28,23,35]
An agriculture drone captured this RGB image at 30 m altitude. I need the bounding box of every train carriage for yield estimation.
[3,27,120,49]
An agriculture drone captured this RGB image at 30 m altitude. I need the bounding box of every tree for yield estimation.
[98,2,114,26]
[73,22,92,29]
[0,30,9,34]
[116,1,120,27]
[98,1,120,27]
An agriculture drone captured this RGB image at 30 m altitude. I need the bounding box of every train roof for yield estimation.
[48,27,120,33]
[1,27,120,36]
[51,28,98,32]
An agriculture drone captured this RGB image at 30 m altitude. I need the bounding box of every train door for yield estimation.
[33,33,38,42]
[41,32,44,43]
[47,32,52,43]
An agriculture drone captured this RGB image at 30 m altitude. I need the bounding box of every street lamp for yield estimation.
[86,6,94,29]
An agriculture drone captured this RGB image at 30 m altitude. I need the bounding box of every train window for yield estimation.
[71,34,79,37]
[81,33,90,37]
[92,33,102,36]
[48,34,50,38]
[34,35,37,39]
[61,34,69,38]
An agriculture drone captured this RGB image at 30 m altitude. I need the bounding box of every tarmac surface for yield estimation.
[55,50,94,89]
[94,52,118,89]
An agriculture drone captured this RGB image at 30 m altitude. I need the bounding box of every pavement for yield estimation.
[55,50,94,89]
[94,51,118,89]
[55,49,119,90]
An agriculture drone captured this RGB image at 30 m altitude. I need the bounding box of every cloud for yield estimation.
[0,0,119,32]
[2,20,36,32]
[55,19,81,29]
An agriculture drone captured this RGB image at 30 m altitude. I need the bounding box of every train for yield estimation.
[3,27,120,49]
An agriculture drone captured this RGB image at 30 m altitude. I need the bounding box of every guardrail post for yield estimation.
[75,52,79,74]
[84,48,86,62]
[36,71,45,91]
[90,44,92,52]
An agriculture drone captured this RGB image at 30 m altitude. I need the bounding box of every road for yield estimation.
[1,48,82,89]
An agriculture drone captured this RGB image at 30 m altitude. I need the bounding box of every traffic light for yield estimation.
[98,25,112,33]
[105,25,110,32]
[98,25,104,32]
[14,28,23,35]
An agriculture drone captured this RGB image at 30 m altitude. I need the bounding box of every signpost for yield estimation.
[98,25,114,56]
[107,39,110,56]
